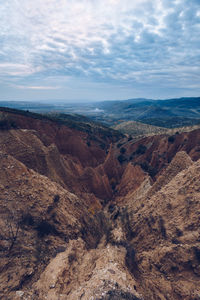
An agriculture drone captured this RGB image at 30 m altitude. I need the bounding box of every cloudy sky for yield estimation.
[0,0,200,101]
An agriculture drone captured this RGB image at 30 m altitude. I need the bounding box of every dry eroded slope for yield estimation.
[0,109,200,299]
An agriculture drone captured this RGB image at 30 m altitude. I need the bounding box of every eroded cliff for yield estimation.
[0,108,200,300]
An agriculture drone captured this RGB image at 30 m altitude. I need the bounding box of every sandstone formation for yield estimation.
[0,108,200,300]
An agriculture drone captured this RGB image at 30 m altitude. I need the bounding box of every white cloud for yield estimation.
[0,0,199,100]
[0,63,42,76]
[0,0,168,64]
[13,85,60,90]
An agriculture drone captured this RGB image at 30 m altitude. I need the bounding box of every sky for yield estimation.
[0,0,200,102]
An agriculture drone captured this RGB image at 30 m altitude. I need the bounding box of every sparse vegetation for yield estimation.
[136,144,147,155]
[159,216,167,239]
[0,119,17,130]
[110,178,117,190]
[172,238,180,244]
[194,247,200,263]
[138,162,157,177]
[125,243,136,274]
[117,143,123,148]
[68,253,76,264]
[0,107,124,144]
[120,147,126,154]
[168,135,175,143]
[120,208,135,240]
[53,194,60,203]
[36,220,58,238]
[1,210,22,255]
[87,140,91,147]
[98,289,141,300]
[128,136,133,141]
[20,213,35,227]
[117,154,126,164]
[175,227,183,237]
[108,204,115,214]
[80,211,112,249]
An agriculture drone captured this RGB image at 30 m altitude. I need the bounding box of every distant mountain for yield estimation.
[0,97,200,128]
[92,97,200,128]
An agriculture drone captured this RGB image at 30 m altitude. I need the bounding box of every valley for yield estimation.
[0,107,200,299]
[1,97,200,129]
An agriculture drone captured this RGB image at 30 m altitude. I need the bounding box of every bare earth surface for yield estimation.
[0,109,200,300]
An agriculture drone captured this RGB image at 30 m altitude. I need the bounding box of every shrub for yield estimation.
[99,289,141,299]
[0,119,17,130]
[113,210,120,220]
[166,203,172,210]
[47,205,54,213]
[0,120,9,129]
[168,135,175,143]
[138,162,157,177]
[108,204,115,213]
[36,220,58,237]
[110,178,117,190]
[120,208,135,240]
[128,136,133,141]
[194,247,200,263]
[120,147,126,154]
[125,244,137,275]
[136,144,147,155]
[20,213,34,227]
[117,143,123,148]
[100,143,106,150]
[80,212,112,249]
[172,238,180,244]
[126,244,135,265]
[68,253,76,264]
[175,227,183,237]
[53,194,60,203]
[2,212,21,254]
[148,166,157,177]
[159,217,167,239]
[117,154,126,164]
[53,246,66,257]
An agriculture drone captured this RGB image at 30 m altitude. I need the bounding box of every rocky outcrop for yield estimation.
[0,152,104,298]
[119,158,200,300]
[116,163,148,199]
[146,151,193,198]
[29,238,142,300]
[121,129,200,179]
[0,109,121,168]
[0,129,112,204]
